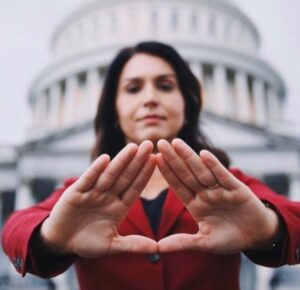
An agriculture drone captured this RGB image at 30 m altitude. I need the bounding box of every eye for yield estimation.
[126,85,141,94]
[157,82,174,92]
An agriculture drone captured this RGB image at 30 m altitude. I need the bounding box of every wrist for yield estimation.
[39,218,69,255]
[250,202,282,251]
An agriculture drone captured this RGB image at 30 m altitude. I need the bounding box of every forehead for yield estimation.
[120,53,175,79]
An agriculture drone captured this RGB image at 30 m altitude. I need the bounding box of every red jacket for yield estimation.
[2,169,300,290]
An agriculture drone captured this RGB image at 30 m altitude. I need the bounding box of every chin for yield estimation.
[139,133,177,144]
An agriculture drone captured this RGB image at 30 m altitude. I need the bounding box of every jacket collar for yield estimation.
[126,188,185,240]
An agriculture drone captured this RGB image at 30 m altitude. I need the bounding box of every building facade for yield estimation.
[1,0,300,289]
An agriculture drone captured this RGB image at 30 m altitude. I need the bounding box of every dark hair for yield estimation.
[91,41,230,167]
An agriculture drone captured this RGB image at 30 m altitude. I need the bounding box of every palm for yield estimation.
[189,187,260,253]
[40,141,158,258]
[156,139,279,254]
[48,191,128,257]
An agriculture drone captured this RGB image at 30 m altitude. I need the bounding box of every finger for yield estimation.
[158,233,206,252]
[200,150,241,190]
[110,141,153,196]
[74,154,110,192]
[121,154,156,207]
[95,143,138,191]
[171,138,218,188]
[111,235,158,254]
[156,153,194,205]
[157,140,202,192]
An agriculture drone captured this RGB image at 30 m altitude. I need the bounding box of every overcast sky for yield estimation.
[0,0,299,145]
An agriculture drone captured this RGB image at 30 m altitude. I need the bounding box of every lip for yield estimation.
[137,115,166,121]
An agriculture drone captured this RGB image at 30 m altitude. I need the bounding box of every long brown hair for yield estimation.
[91,41,230,168]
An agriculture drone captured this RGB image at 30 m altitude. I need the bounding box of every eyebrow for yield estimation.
[122,73,177,83]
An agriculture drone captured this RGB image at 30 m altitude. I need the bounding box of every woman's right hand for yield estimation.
[39,140,157,258]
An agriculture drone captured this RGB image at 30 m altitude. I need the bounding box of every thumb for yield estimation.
[110,235,158,254]
[158,233,205,252]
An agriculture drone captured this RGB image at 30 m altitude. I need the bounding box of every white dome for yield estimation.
[28,0,285,138]
[51,0,260,60]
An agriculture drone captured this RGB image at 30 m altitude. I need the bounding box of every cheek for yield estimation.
[116,98,136,126]
[169,95,185,121]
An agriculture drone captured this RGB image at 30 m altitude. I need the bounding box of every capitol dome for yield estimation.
[28,0,285,137]
[2,3,300,290]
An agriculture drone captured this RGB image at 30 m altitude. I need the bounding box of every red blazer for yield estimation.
[2,169,300,290]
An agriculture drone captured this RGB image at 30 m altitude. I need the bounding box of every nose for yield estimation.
[143,84,159,107]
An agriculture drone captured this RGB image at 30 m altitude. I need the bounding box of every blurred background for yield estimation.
[0,0,300,289]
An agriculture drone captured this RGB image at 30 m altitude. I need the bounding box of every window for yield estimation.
[190,11,197,32]
[263,174,290,197]
[1,190,16,225]
[110,10,117,33]
[45,89,50,115]
[30,178,57,203]
[59,80,66,125]
[247,76,255,123]
[151,8,158,33]
[226,68,237,118]
[202,64,214,110]
[170,9,178,31]
[264,83,270,122]
[208,14,216,35]
[224,18,232,40]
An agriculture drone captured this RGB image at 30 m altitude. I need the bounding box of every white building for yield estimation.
[1,0,300,289]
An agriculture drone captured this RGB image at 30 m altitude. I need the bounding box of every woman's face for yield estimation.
[116,53,185,144]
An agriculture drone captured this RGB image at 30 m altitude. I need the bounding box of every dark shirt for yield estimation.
[141,189,168,235]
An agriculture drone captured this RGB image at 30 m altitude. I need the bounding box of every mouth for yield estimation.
[137,115,166,121]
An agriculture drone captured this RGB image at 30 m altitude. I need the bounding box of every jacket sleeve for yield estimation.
[231,168,300,267]
[1,178,78,278]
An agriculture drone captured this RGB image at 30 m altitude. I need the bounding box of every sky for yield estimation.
[0,0,299,145]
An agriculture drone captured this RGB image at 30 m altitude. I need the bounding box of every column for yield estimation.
[253,78,267,126]
[14,180,34,210]
[190,61,203,82]
[235,71,250,122]
[31,96,39,131]
[8,179,34,283]
[0,194,2,228]
[34,92,48,132]
[40,91,49,126]
[49,84,61,129]
[85,68,100,118]
[31,96,39,130]
[289,174,300,201]
[255,267,274,290]
[214,65,229,116]
[64,75,78,127]
[267,86,281,123]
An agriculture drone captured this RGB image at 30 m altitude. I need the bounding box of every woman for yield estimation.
[2,41,300,290]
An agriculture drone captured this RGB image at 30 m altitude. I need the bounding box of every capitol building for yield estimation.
[1,0,300,289]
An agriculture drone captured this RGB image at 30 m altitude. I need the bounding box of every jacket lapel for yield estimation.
[158,188,185,240]
[126,188,186,240]
[126,198,155,239]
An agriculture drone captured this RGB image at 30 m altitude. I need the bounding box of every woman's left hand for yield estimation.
[156,139,280,254]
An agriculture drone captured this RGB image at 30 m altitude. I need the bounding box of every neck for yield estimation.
[141,167,168,200]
